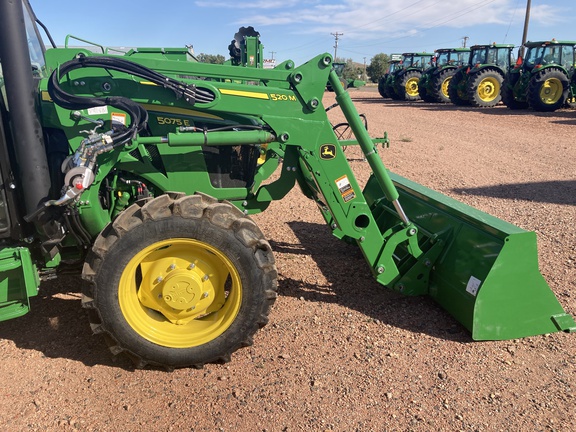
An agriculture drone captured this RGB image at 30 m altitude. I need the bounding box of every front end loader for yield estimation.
[502,40,576,112]
[448,43,515,107]
[0,0,573,369]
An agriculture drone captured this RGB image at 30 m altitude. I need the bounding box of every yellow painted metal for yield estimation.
[118,239,242,348]
[539,77,563,104]
[477,77,500,102]
[406,77,420,97]
[441,77,452,98]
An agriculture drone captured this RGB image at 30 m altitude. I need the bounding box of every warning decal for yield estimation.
[335,175,355,202]
[466,276,482,296]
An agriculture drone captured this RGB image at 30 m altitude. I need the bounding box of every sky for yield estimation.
[30,0,575,66]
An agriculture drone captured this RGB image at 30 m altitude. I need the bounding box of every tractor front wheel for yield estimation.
[527,68,569,112]
[82,193,277,369]
[468,69,503,107]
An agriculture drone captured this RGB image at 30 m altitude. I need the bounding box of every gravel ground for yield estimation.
[1,88,574,431]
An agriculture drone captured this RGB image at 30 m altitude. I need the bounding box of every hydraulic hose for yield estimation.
[47,55,216,146]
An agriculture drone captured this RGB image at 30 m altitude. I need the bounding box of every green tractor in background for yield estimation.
[377,54,402,99]
[386,52,434,101]
[418,48,470,103]
[448,43,515,107]
[327,61,366,91]
[502,40,576,112]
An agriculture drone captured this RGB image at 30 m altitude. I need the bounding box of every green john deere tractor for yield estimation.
[378,54,402,99]
[418,48,470,103]
[502,40,576,111]
[448,43,515,107]
[326,61,365,92]
[0,1,573,369]
[387,52,434,101]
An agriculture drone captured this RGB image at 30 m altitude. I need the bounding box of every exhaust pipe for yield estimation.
[0,0,50,219]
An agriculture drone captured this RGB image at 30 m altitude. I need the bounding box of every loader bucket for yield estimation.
[363,172,576,340]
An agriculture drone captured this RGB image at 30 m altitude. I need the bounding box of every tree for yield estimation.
[197,53,225,64]
[335,57,364,80]
[366,53,390,83]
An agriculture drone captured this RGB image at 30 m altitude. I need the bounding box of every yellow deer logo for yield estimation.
[320,144,336,160]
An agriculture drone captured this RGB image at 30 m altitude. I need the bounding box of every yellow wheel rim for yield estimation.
[477,77,500,102]
[119,239,242,348]
[406,77,420,97]
[441,77,452,98]
[539,78,562,104]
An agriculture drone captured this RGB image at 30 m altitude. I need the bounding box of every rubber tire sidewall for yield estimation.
[397,70,422,101]
[501,75,528,110]
[468,69,503,107]
[527,68,569,112]
[433,69,456,103]
[92,210,272,368]
[448,70,470,105]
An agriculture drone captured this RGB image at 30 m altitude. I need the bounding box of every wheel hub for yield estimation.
[162,269,203,311]
[540,78,561,104]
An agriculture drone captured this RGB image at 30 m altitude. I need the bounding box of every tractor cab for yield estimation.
[435,48,470,67]
[468,43,514,70]
[521,40,576,72]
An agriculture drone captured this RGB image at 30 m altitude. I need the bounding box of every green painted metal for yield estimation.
[363,172,576,339]
[0,247,39,321]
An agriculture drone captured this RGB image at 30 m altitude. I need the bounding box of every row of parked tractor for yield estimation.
[378,40,576,112]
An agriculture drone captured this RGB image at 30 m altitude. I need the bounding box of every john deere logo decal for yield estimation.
[320,144,336,160]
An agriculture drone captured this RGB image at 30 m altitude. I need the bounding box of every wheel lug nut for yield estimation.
[202,291,209,299]
[155,276,163,284]
[187,263,195,270]
[202,275,209,282]
[169,264,176,271]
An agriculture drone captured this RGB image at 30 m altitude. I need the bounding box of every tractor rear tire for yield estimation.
[396,71,422,101]
[82,193,278,369]
[468,69,503,107]
[501,77,528,110]
[378,76,389,98]
[448,70,470,106]
[432,69,456,103]
[527,68,569,112]
[418,75,436,102]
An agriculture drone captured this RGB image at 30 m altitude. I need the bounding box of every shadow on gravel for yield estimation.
[454,180,576,206]
[271,221,471,343]
[0,275,133,369]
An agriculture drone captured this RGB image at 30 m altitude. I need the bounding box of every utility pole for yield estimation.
[519,0,531,58]
[269,51,276,60]
[331,32,343,60]
[462,36,469,48]
[363,57,367,80]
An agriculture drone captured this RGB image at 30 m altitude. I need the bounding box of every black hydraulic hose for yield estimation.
[48,55,217,145]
